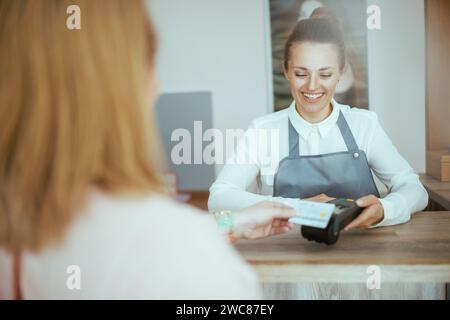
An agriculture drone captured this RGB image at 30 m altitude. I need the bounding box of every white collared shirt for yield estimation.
[208,100,428,227]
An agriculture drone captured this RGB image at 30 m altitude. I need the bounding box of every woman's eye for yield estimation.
[295,74,307,78]
[320,74,332,78]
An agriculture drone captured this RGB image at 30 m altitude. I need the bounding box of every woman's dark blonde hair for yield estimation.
[0,0,163,252]
[283,9,346,72]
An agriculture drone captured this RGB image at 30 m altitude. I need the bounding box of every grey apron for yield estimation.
[273,111,380,199]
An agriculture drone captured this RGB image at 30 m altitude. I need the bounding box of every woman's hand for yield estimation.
[344,195,384,230]
[303,193,335,203]
[232,201,295,240]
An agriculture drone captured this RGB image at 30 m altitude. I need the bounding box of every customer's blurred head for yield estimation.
[0,0,163,252]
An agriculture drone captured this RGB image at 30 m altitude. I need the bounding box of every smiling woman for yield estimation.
[285,42,341,123]
[208,12,428,232]
[283,18,345,123]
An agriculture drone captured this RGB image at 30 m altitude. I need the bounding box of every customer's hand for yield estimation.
[303,193,335,203]
[344,195,384,230]
[232,202,295,240]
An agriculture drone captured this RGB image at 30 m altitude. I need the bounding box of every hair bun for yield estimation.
[310,6,341,28]
[283,6,346,72]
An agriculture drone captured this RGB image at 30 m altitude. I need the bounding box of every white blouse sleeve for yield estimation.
[208,123,296,212]
[366,115,429,227]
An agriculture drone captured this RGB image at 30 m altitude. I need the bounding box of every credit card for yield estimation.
[288,201,335,229]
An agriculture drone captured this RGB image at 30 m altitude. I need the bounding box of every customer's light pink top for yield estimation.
[0,191,260,299]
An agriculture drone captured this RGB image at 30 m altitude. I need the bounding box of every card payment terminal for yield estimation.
[301,198,363,245]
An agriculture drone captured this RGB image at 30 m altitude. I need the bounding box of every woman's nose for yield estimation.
[307,74,319,91]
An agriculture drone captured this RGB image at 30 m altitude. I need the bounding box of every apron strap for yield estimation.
[288,119,299,157]
[13,251,22,300]
[336,111,359,152]
[288,110,359,156]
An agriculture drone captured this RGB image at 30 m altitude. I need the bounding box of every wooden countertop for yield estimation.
[235,211,450,283]
[420,174,450,210]
[184,190,209,211]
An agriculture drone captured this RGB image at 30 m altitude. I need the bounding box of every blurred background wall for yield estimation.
[367,0,426,172]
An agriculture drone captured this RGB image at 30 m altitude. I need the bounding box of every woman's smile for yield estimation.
[301,91,325,102]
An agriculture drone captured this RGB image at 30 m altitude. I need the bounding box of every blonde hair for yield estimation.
[0,0,164,252]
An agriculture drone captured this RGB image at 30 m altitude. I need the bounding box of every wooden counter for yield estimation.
[420,174,450,210]
[236,212,450,299]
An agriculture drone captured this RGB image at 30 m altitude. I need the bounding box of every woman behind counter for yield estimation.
[209,13,428,230]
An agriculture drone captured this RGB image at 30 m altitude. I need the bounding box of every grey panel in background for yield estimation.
[155,91,214,191]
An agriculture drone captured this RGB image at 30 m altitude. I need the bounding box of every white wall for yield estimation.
[367,0,426,173]
[148,0,272,132]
